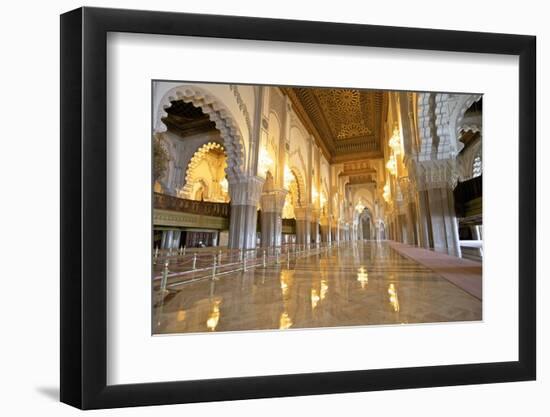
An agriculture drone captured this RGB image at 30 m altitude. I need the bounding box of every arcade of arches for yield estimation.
[153,82,483,333]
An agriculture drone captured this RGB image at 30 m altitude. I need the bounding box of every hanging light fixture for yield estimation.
[386,153,397,176]
[388,123,401,154]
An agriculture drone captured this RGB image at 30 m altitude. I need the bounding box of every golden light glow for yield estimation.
[386,153,397,176]
[280,270,292,299]
[284,165,293,189]
[279,312,293,329]
[258,148,273,177]
[312,185,319,202]
[311,289,320,310]
[282,191,295,219]
[206,299,222,331]
[357,266,369,289]
[219,177,229,194]
[383,182,391,203]
[389,124,402,154]
[320,279,328,301]
[355,200,365,213]
[388,283,400,312]
[320,192,327,209]
[176,310,186,322]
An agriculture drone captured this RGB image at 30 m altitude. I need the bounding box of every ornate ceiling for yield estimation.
[162,100,217,138]
[283,87,386,162]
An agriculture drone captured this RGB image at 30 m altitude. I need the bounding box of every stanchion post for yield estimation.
[192,253,197,270]
[160,261,169,293]
[263,250,267,268]
[212,254,217,279]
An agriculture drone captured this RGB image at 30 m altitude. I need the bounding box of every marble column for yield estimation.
[319,216,330,242]
[320,225,330,242]
[161,230,172,249]
[260,189,287,248]
[427,186,461,258]
[416,189,432,249]
[398,213,408,244]
[310,209,320,244]
[331,223,338,242]
[228,176,264,250]
[172,230,181,249]
[406,201,418,246]
[294,207,311,245]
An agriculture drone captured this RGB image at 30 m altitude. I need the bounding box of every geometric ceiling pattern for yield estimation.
[283,87,386,160]
[314,88,374,140]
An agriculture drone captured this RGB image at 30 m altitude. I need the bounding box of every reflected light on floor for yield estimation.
[388,283,400,312]
[320,279,328,300]
[280,270,292,299]
[176,310,186,322]
[279,312,293,329]
[206,299,222,331]
[311,289,320,310]
[357,266,369,289]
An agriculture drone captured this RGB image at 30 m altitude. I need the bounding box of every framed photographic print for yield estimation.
[60,6,536,409]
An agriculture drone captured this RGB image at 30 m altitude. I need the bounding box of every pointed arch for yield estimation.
[155,85,246,182]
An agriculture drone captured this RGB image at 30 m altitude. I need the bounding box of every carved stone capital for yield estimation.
[260,189,288,213]
[410,159,458,191]
[229,176,265,206]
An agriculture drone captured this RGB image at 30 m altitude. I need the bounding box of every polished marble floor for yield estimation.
[153,241,482,334]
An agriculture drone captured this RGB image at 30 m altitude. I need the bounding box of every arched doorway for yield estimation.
[179,142,230,203]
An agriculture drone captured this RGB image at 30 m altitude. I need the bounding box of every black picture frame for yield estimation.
[60,6,536,410]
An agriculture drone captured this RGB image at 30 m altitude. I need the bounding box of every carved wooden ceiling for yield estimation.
[162,100,217,137]
[339,160,379,186]
[283,87,387,162]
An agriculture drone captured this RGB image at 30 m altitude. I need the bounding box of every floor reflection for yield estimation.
[153,241,482,334]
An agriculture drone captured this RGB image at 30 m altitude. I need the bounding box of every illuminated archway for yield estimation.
[180,142,229,202]
[282,168,306,219]
[155,84,247,181]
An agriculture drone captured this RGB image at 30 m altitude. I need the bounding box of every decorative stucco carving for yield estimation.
[155,85,246,182]
[260,189,288,213]
[229,84,252,137]
[229,176,265,206]
[410,159,459,191]
[417,92,482,161]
